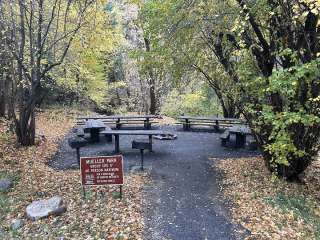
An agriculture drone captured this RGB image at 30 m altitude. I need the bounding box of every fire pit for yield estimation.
[153,134,177,140]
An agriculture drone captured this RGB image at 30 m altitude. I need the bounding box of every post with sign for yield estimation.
[80,155,124,199]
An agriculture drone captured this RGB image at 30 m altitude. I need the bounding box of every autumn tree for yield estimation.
[139,0,320,179]
[137,0,239,117]
[0,0,94,145]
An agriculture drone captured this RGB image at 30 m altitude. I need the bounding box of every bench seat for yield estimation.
[76,128,85,137]
[76,121,158,126]
[220,130,230,146]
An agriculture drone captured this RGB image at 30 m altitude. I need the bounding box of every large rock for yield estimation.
[0,178,13,192]
[26,196,66,221]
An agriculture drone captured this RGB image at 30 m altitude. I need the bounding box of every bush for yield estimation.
[161,88,221,118]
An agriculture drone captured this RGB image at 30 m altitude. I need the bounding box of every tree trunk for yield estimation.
[16,106,36,146]
[0,75,5,117]
[14,78,38,146]
[149,81,156,114]
[144,37,158,114]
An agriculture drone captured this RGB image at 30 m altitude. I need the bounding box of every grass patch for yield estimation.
[266,192,320,238]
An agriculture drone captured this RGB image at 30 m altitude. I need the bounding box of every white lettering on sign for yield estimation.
[81,155,124,186]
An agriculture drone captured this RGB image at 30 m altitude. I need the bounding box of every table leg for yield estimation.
[214,120,220,132]
[183,120,190,131]
[149,135,153,152]
[91,129,100,143]
[144,119,151,130]
[115,134,120,153]
[235,133,246,148]
[116,119,121,129]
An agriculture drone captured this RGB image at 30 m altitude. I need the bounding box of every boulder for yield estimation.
[0,178,13,192]
[11,219,24,230]
[26,196,66,221]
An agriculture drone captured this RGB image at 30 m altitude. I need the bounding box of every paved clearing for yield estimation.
[49,125,258,239]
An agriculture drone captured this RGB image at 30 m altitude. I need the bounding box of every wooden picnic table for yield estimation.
[101,129,172,153]
[78,115,158,130]
[228,125,251,148]
[84,119,106,142]
[177,116,246,131]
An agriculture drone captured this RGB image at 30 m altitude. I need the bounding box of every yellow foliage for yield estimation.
[54,0,122,105]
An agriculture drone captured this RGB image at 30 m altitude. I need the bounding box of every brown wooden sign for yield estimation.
[80,155,124,186]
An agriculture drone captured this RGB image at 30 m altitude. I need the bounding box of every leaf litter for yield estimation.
[0,109,148,239]
[214,156,320,240]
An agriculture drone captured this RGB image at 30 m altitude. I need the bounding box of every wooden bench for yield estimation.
[132,139,152,171]
[77,115,158,129]
[115,121,159,130]
[68,137,88,165]
[84,119,106,142]
[177,116,246,131]
[100,125,112,142]
[228,125,251,148]
[220,130,230,146]
[75,128,85,137]
[101,129,172,153]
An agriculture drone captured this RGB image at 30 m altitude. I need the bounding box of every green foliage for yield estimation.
[137,0,320,178]
[161,88,222,118]
[50,0,123,107]
[257,59,320,166]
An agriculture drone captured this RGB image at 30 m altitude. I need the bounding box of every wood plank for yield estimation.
[78,115,157,120]
[177,116,245,123]
[101,130,171,135]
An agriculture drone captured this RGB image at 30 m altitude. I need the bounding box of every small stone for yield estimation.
[11,219,24,230]
[52,218,63,227]
[26,196,67,221]
[35,191,48,197]
[0,178,13,192]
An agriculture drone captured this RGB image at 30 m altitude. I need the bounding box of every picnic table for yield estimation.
[101,129,173,153]
[77,115,158,130]
[227,125,251,148]
[177,116,246,131]
[83,119,106,142]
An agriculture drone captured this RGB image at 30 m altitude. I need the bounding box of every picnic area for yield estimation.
[0,1,319,240]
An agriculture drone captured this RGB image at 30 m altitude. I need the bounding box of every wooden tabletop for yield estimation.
[78,115,157,120]
[85,119,106,129]
[101,130,171,135]
[178,116,245,122]
[228,125,251,134]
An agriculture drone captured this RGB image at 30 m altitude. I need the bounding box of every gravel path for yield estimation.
[49,125,259,239]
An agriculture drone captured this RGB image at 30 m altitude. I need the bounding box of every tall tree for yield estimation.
[139,0,320,179]
[0,0,94,145]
